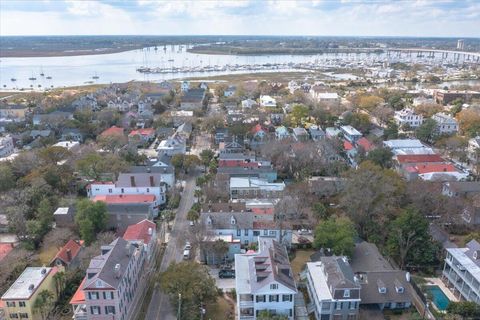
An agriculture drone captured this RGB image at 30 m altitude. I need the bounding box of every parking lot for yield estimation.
[208,267,236,291]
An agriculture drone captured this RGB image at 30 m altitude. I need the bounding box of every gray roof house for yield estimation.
[106,203,153,233]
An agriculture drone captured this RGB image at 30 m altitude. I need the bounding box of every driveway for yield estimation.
[208,267,236,291]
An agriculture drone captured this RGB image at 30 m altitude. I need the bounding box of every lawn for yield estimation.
[205,295,234,320]
[37,243,60,266]
[290,249,315,281]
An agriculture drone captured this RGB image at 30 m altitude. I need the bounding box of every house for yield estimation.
[53,207,75,228]
[310,89,340,105]
[224,86,236,97]
[340,125,362,143]
[87,174,167,211]
[32,111,73,126]
[395,154,445,168]
[325,127,342,139]
[303,257,361,320]
[0,136,14,158]
[122,219,157,260]
[29,129,53,140]
[443,240,480,303]
[242,99,257,109]
[292,127,309,142]
[50,240,84,269]
[219,153,257,168]
[180,88,206,111]
[217,166,277,183]
[308,177,346,198]
[0,105,29,121]
[201,234,242,265]
[230,177,285,200]
[100,126,124,138]
[70,238,146,320]
[53,140,80,152]
[181,81,190,92]
[201,211,292,249]
[442,181,480,198]
[128,128,155,145]
[275,126,290,140]
[157,135,186,157]
[431,113,458,135]
[215,128,229,145]
[403,163,467,181]
[433,89,480,105]
[105,203,154,234]
[235,237,297,320]
[259,95,277,108]
[350,241,412,310]
[383,139,434,155]
[251,124,267,141]
[220,136,245,154]
[309,125,325,141]
[356,137,374,153]
[467,136,480,162]
[394,108,423,129]
[128,163,175,189]
[1,267,59,320]
[61,128,84,142]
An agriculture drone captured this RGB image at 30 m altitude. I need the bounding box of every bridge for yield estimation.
[386,48,480,63]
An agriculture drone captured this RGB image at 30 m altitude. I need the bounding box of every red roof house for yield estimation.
[343,140,354,151]
[100,125,124,137]
[93,194,156,204]
[0,243,14,262]
[396,154,444,164]
[357,137,375,152]
[50,239,84,268]
[123,219,156,247]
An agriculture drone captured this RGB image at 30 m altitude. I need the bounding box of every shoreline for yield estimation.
[0,46,147,58]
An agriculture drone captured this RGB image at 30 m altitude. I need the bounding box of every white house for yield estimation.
[235,237,297,320]
[431,113,458,135]
[242,99,257,109]
[259,95,277,108]
[468,136,480,162]
[224,86,236,97]
[340,125,362,143]
[87,173,167,211]
[303,257,361,320]
[394,108,423,128]
[0,135,14,158]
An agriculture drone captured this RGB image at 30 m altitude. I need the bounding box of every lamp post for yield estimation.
[177,293,182,320]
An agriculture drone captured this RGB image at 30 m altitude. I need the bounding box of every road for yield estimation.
[145,174,197,320]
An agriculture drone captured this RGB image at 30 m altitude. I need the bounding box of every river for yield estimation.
[0,44,476,90]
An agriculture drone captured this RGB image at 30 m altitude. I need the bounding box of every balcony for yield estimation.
[72,304,88,320]
[239,294,254,308]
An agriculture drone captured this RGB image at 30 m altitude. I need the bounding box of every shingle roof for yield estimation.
[51,240,84,265]
[123,219,156,245]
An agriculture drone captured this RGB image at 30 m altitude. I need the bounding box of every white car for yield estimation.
[184,242,191,250]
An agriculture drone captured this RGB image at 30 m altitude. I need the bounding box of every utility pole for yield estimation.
[177,293,182,320]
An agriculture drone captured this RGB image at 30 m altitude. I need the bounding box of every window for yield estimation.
[344,289,350,298]
[121,188,124,193]
[256,295,266,303]
[269,295,279,302]
[270,284,278,290]
[105,306,116,315]
[282,294,292,302]
[108,188,112,193]
[237,229,241,236]
[9,314,19,319]
[263,230,268,235]
[253,231,260,236]
[90,306,101,315]
[19,301,26,307]
[147,188,150,192]
[269,231,276,236]
[103,291,114,299]
[6,302,16,307]
[19,314,28,319]
[88,292,99,300]
[244,229,248,236]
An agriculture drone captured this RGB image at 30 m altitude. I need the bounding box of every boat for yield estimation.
[46,76,52,79]
[40,67,45,77]
[29,76,37,81]
[11,78,16,82]
[168,59,174,62]
[92,72,99,80]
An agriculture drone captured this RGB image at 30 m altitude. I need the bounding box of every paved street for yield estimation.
[145,174,197,320]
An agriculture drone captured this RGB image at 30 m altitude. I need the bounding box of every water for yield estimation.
[426,285,450,311]
[0,45,475,90]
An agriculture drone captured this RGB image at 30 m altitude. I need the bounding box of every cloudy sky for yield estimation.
[1,0,479,37]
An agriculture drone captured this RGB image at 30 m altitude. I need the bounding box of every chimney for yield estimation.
[130,176,136,187]
[66,248,72,262]
[150,176,154,187]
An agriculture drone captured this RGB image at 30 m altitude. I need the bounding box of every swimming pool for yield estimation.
[426,285,450,311]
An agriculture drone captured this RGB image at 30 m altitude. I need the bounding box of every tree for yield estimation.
[158,262,218,320]
[53,271,66,298]
[447,301,480,318]
[342,112,371,133]
[386,208,439,269]
[384,122,399,139]
[313,216,357,257]
[0,163,15,191]
[358,95,384,111]
[33,290,55,320]
[171,154,184,172]
[457,108,480,138]
[76,152,128,180]
[340,161,405,242]
[37,146,72,165]
[183,155,201,173]
[365,147,394,169]
[287,104,309,126]
[415,118,437,143]
[312,202,328,220]
[97,133,127,153]
[75,199,107,245]
[257,311,288,320]
[199,149,215,169]
[187,209,200,222]
[414,103,443,118]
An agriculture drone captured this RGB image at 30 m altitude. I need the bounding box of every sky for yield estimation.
[1,0,479,37]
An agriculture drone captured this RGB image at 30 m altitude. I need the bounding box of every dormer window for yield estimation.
[231,216,236,225]
[396,286,404,293]
[344,289,350,298]
[207,216,212,225]
[379,287,387,294]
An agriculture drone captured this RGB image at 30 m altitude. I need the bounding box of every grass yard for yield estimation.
[37,243,60,265]
[205,295,234,320]
[290,249,315,281]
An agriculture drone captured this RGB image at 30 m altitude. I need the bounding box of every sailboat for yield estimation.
[28,73,37,81]
[92,72,99,80]
[40,67,45,77]
[46,76,52,79]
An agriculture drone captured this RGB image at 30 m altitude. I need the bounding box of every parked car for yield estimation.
[219,269,235,279]
[184,242,191,250]
[183,249,190,260]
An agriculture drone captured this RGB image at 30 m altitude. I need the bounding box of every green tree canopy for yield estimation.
[415,118,437,143]
[364,147,394,169]
[75,199,107,245]
[447,301,480,318]
[158,261,218,320]
[386,208,440,269]
[313,216,357,257]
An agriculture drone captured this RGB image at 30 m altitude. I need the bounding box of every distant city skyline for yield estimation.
[1,0,479,37]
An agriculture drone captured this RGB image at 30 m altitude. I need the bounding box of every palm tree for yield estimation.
[53,271,66,298]
[33,290,54,320]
